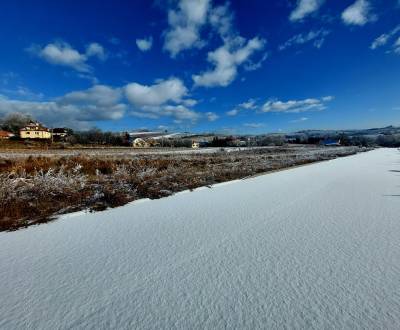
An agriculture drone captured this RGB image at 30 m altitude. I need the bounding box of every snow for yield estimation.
[1,148,400,329]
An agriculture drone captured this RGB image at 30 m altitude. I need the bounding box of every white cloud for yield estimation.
[394,36,400,54]
[28,41,107,73]
[0,85,126,129]
[163,1,267,85]
[226,108,239,116]
[279,29,330,51]
[239,99,257,109]
[342,0,375,26]
[322,95,334,102]
[59,85,122,107]
[125,78,203,122]
[125,78,187,107]
[208,3,234,40]
[86,43,107,61]
[192,36,266,87]
[370,25,400,52]
[1,85,44,100]
[262,96,333,113]
[163,0,210,57]
[0,80,204,128]
[289,0,325,22]
[30,42,88,72]
[164,105,200,123]
[182,98,198,106]
[205,111,219,121]
[136,37,153,52]
[290,117,309,123]
[243,123,264,128]
[227,98,257,116]
[370,34,390,49]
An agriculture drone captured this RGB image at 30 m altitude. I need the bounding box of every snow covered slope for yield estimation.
[1,148,399,329]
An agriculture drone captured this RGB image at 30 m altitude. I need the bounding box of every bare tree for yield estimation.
[0,112,33,134]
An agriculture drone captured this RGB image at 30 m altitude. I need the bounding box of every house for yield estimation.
[52,128,69,141]
[132,138,149,148]
[20,122,51,139]
[0,130,15,139]
[322,139,341,146]
[192,140,209,148]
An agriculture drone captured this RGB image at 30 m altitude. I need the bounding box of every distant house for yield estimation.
[322,139,341,146]
[20,122,51,139]
[52,128,69,141]
[51,127,68,138]
[192,140,209,149]
[132,138,149,148]
[0,130,15,139]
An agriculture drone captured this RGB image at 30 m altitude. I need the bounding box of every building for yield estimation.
[0,130,15,139]
[52,128,68,136]
[132,138,149,148]
[192,140,209,148]
[20,122,51,139]
[52,128,69,141]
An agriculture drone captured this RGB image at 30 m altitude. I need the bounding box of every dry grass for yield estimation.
[0,145,367,231]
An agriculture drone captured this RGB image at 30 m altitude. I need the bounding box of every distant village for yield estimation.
[0,114,399,148]
[0,119,343,148]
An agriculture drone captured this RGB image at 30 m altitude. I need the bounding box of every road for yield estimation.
[0,148,399,329]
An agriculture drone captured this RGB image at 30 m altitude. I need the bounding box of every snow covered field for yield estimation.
[0,148,399,329]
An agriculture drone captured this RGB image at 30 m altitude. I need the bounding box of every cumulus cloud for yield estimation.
[0,80,204,128]
[125,78,188,107]
[125,77,204,122]
[205,111,219,121]
[261,96,333,113]
[59,85,122,108]
[0,79,208,127]
[208,3,234,40]
[342,0,375,26]
[86,43,107,60]
[27,41,107,72]
[163,0,210,57]
[163,105,200,123]
[279,29,330,51]
[227,98,257,116]
[289,0,325,22]
[239,99,257,110]
[136,37,153,52]
[226,108,239,116]
[0,85,126,129]
[192,36,266,87]
[163,1,267,86]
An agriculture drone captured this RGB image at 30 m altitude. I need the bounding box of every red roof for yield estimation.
[0,130,14,138]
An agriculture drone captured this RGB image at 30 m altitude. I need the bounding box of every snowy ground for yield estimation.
[0,148,399,329]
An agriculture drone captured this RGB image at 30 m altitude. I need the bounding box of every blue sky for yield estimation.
[0,0,399,133]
